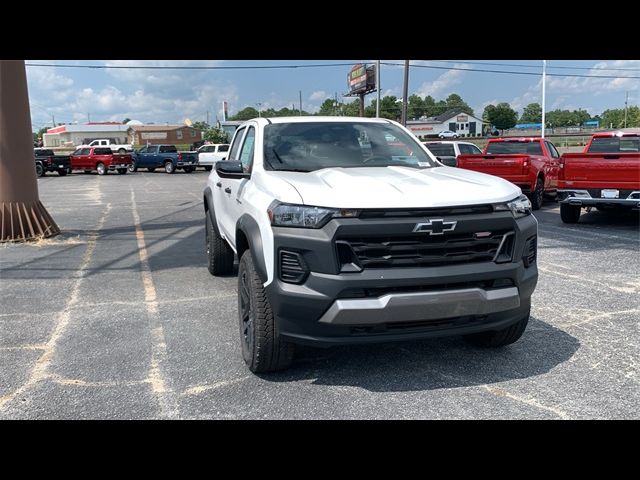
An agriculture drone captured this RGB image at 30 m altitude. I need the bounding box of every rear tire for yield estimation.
[560,203,581,223]
[117,168,127,174]
[164,161,175,174]
[205,212,234,275]
[528,176,544,210]
[96,163,106,176]
[183,166,193,173]
[58,169,67,176]
[35,163,45,177]
[128,161,137,173]
[464,310,529,347]
[118,148,126,154]
[238,250,295,373]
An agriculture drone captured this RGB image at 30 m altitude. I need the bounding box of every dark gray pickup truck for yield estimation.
[34,149,71,177]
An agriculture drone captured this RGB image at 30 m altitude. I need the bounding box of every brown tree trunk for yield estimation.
[0,60,59,242]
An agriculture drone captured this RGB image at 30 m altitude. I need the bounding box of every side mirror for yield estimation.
[216,160,249,179]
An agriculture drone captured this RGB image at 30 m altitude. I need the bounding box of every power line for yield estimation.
[381,62,640,80]
[25,62,358,70]
[435,60,640,72]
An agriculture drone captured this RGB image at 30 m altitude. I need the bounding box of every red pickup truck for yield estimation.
[457,137,561,209]
[70,147,133,175]
[558,132,640,223]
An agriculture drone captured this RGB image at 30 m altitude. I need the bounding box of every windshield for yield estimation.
[263,121,436,172]
[486,141,542,155]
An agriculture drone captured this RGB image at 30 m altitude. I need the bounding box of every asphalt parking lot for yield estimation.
[1,169,638,419]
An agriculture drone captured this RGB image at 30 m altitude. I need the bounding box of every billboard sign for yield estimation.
[348,64,368,93]
[141,132,167,140]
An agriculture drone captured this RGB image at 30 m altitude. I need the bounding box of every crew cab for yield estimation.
[70,147,133,175]
[196,143,229,171]
[457,137,561,209]
[34,148,71,177]
[77,139,133,154]
[130,144,198,174]
[204,117,538,373]
[423,141,483,167]
[558,131,640,223]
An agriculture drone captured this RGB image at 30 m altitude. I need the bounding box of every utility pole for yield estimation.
[401,60,409,126]
[256,103,262,118]
[376,60,381,118]
[624,91,629,128]
[87,112,91,123]
[51,114,55,128]
[299,90,303,116]
[206,110,209,125]
[541,60,546,138]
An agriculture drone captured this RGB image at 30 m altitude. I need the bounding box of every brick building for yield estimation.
[128,125,203,146]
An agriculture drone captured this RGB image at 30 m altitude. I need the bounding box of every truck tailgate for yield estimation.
[457,154,528,176]
[560,153,640,188]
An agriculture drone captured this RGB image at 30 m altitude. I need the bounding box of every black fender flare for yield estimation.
[203,186,223,236]
[236,214,268,283]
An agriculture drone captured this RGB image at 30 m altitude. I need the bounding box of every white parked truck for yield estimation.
[204,116,538,373]
[76,139,133,154]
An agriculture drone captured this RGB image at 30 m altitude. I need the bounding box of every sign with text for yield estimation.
[141,132,167,140]
[457,115,468,123]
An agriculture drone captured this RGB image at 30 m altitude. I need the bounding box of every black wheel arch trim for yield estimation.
[237,214,268,283]
[203,186,223,237]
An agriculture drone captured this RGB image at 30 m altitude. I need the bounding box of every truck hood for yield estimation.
[274,166,521,209]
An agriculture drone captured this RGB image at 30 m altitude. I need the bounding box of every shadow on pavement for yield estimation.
[262,317,579,392]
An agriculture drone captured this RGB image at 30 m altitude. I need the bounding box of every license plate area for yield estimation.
[601,189,619,199]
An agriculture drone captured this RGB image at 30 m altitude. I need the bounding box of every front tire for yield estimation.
[128,161,137,173]
[35,163,45,177]
[183,166,194,173]
[58,169,67,176]
[96,162,106,176]
[164,161,175,174]
[238,250,294,373]
[560,203,581,223]
[204,166,213,171]
[528,176,544,210]
[464,310,529,347]
[205,212,234,275]
[118,148,126,154]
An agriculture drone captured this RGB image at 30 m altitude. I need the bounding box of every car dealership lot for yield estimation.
[0,171,638,419]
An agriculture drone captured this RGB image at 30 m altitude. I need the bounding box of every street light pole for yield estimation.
[256,103,262,118]
[401,60,409,126]
[541,60,546,138]
[376,60,381,118]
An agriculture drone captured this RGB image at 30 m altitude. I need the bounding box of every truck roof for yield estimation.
[488,137,543,142]
[250,116,393,125]
[591,131,640,138]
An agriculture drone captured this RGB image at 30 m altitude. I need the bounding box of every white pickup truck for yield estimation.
[77,139,133,154]
[196,143,230,171]
[203,117,538,372]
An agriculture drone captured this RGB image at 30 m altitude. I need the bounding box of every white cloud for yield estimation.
[309,90,327,101]
[415,63,468,98]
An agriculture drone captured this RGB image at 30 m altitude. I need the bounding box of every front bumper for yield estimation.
[558,189,640,208]
[266,213,538,346]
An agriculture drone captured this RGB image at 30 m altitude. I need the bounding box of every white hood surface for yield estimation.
[274,166,520,209]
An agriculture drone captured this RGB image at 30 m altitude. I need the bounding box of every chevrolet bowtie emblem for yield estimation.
[413,218,457,235]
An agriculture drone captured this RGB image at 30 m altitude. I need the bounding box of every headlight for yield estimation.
[267,202,360,228]
[495,195,532,218]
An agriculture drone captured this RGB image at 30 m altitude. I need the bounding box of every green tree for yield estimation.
[601,107,640,128]
[318,98,338,116]
[341,99,361,117]
[122,117,131,124]
[422,95,436,117]
[232,107,260,121]
[192,121,210,131]
[204,127,229,144]
[519,103,542,123]
[408,94,425,120]
[445,93,474,115]
[486,103,517,132]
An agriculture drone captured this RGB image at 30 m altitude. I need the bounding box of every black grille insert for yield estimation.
[339,229,513,269]
[359,205,494,218]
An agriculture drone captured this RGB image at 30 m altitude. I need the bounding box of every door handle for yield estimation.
[216,182,222,188]
[224,187,232,194]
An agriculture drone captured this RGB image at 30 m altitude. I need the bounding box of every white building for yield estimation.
[406,109,485,140]
[42,122,130,148]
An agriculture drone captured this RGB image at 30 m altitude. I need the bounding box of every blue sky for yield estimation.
[25,60,640,130]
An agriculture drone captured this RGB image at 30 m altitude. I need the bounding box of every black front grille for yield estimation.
[340,230,512,269]
[279,250,308,284]
[523,235,537,267]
